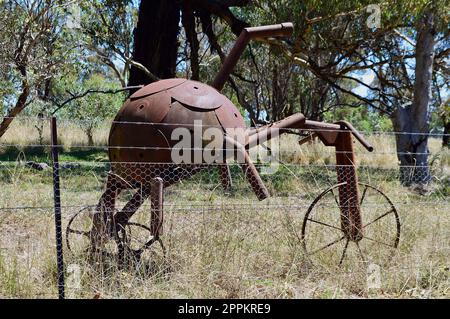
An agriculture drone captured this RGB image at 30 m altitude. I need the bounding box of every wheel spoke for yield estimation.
[356,242,366,262]
[307,218,342,231]
[67,228,90,237]
[125,223,155,251]
[309,236,345,256]
[330,189,340,207]
[360,185,368,205]
[303,182,400,268]
[363,236,396,248]
[339,239,349,265]
[363,209,394,228]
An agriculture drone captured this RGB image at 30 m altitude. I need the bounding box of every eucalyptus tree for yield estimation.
[127,0,251,87]
[0,0,79,138]
[242,0,449,184]
[114,0,449,185]
[78,0,139,87]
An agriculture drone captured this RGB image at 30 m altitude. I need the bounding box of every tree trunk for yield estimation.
[391,12,435,185]
[86,127,94,147]
[443,116,449,148]
[182,1,200,81]
[128,0,181,87]
[0,83,30,138]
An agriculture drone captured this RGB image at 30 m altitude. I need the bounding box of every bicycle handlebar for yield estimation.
[212,22,294,91]
[335,121,374,152]
[245,22,294,39]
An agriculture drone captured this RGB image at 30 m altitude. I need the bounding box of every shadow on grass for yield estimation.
[0,145,107,163]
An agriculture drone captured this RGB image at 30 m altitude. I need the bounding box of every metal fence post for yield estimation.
[50,117,65,299]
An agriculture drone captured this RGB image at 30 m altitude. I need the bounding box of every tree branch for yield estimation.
[182,2,200,80]
[50,86,144,115]
[192,0,249,35]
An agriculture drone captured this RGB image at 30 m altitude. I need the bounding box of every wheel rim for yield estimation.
[66,206,95,256]
[66,206,120,259]
[301,182,400,269]
[118,222,166,273]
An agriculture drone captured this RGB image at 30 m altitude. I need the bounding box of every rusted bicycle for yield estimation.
[66,22,400,268]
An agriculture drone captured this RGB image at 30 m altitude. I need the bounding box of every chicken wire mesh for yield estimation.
[0,117,448,298]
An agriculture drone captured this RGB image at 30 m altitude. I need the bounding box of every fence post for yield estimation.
[50,117,65,299]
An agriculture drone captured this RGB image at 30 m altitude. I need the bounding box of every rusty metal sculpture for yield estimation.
[67,23,400,267]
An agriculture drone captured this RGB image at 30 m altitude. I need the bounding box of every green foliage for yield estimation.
[55,73,124,145]
[324,106,393,132]
[233,0,448,129]
[1,0,448,141]
[0,0,131,140]
[0,0,79,115]
[78,0,138,86]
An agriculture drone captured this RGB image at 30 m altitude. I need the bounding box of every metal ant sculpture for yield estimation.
[67,23,400,267]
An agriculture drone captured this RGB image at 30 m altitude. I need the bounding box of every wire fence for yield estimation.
[0,117,448,299]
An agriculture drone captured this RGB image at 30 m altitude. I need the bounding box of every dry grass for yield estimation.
[279,133,449,170]
[1,118,110,147]
[0,119,448,299]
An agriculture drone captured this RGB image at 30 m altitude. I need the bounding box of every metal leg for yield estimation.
[225,136,269,201]
[103,174,124,223]
[91,173,124,246]
[219,164,232,190]
[335,130,363,241]
[150,177,164,239]
[114,184,151,228]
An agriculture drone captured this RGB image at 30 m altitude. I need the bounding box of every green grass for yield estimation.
[0,145,107,163]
